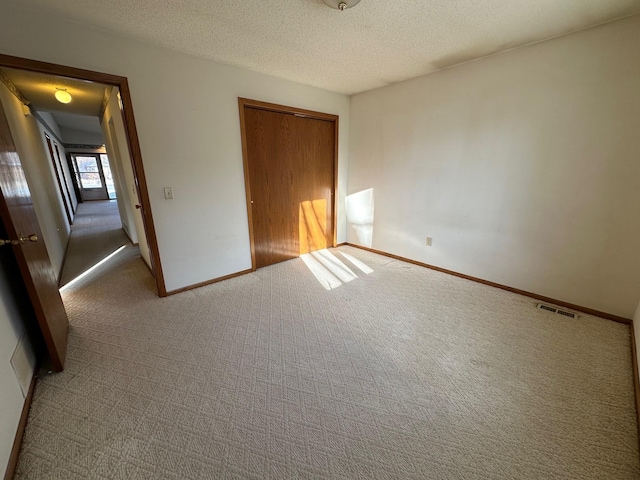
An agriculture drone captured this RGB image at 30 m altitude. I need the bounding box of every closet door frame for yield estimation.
[238,97,339,270]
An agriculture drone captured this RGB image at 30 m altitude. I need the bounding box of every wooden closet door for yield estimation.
[245,108,298,268]
[295,116,334,255]
[244,106,335,269]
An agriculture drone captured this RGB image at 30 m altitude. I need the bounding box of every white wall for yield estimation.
[101,90,152,265]
[0,83,70,275]
[348,16,640,318]
[59,126,104,146]
[102,118,138,245]
[0,2,350,292]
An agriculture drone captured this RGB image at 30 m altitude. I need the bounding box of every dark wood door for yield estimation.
[0,97,69,371]
[244,107,335,268]
[44,134,72,224]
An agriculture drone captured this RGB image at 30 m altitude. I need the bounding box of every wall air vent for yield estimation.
[537,303,579,319]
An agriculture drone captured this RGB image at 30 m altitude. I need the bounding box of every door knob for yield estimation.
[135,204,141,209]
[0,235,36,246]
[19,234,38,243]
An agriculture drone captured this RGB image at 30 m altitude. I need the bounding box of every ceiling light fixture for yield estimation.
[323,0,361,11]
[54,88,72,104]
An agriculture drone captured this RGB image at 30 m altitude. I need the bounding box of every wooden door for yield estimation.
[242,103,336,269]
[44,134,72,224]
[295,116,335,256]
[0,97,69,371]
[53,142,75,214]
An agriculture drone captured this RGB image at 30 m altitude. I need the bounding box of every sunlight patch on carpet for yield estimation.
[301,249,361,290]
[59,245,127,292]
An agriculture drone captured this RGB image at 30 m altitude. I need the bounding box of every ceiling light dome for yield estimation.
[323,0,361,11]
[54,88,72,104]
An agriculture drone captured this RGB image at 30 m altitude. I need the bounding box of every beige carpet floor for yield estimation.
[59,200,129,287]
[15,214,640,478]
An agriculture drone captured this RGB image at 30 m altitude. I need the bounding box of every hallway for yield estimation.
[59,200,131,287]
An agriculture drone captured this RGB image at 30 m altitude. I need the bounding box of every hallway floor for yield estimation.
[59,200,130,287]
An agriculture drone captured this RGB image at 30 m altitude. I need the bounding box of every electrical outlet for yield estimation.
[425,237,432,247]
[164,187,173,200]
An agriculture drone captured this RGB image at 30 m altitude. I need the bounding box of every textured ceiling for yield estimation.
[1,67,107,116]
[9,0,640,94]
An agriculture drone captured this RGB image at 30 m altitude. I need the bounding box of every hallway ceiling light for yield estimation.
[54,88,72,104]
[323,0,361,11]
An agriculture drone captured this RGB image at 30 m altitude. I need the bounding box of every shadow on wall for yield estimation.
[346,188,375,247]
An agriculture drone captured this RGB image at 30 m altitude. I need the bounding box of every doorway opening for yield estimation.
[70,153,116,201]
[0,54,166,300]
